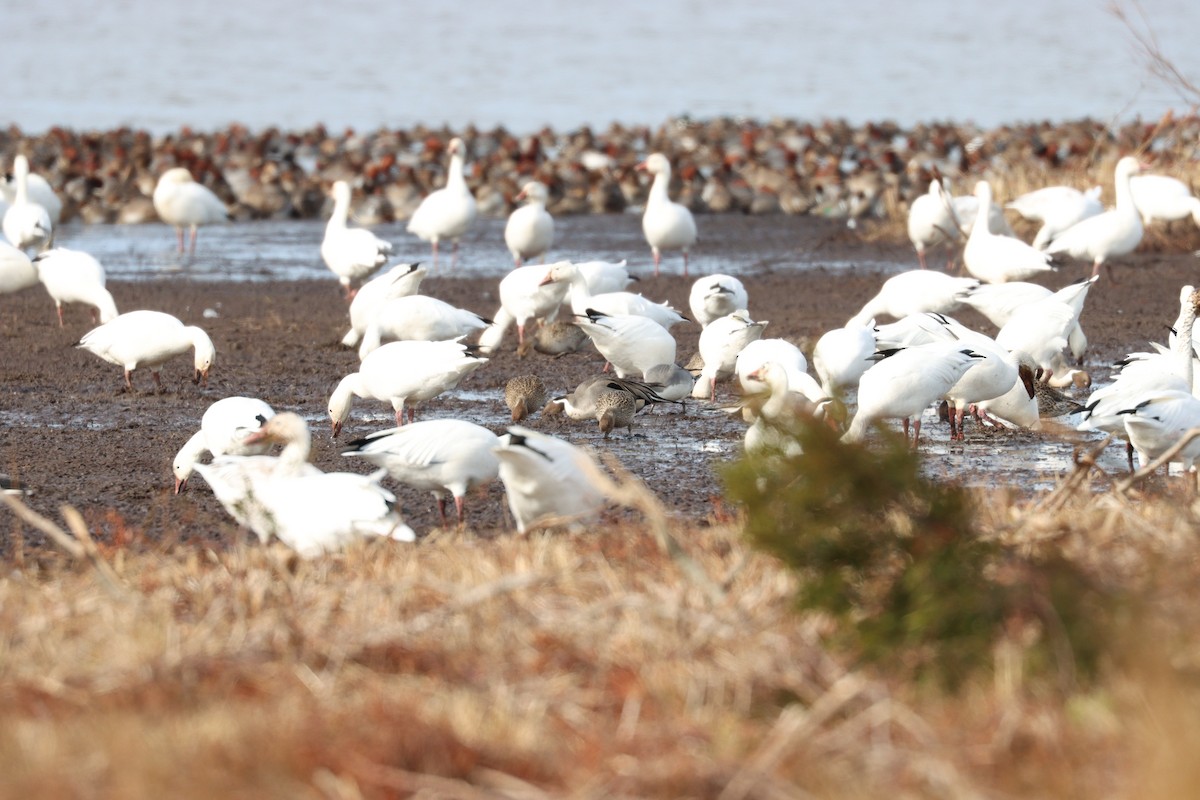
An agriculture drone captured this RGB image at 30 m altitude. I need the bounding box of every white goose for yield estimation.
[957,276,1096,363]
[357,294,490,358]
[575,309,678,379]
[406,137,477,269]
[1120,389,1200,477]
[689,274,749,327]
[33,248,119,326]
[504,180,554,266]
[735,338,823,402]
[1128,174,1200,228]
[692,309,768,400]
[2,155,53,254]
[477,263,570,355]
[906,179,963,269]
[574,260,635,294]
[492,426,609,533]
[742,361,833,456]
[328,339,487,435]
[76,310,215,392]
[638,153,697,276]
[1044,156,1143,279]
[847,269,979,327]
[541,261,685,329]
[1005,185,1104,250]
[205,412,414,557]
[152,167,230,254]
[172,396,276,493]
[342,419,500,526]
[842,343,983,445]
[0,240,38,297]
[962,181,1056,284]
[994,296,1080,384]
[320,180,393,297]
[1,156,62,224]
[341,262,427,348]
[812,322,877,397]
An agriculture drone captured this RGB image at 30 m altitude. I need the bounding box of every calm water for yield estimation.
[4,0,1200,134]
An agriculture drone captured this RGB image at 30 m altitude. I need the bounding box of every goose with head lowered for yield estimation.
[540,260,685,329]
[152,167,230,254]
[406,137,477,269]
[76,310,214,393]
[1005,184,1104,250]
[575,308,678,380]
[477,263,570,355]
[356,294,490,358]
[172,396,276,493]
[328,338,487,436]
[320,180,393,298]
[492,426,610,533]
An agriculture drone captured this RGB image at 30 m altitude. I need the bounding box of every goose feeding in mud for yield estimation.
[575,309,677,380]
[847,270,979,327]
[493,426,610,533]
[1006,184,1104,250]
[478,263,571,355]
[341,262,427,348]
[172,396,276,493]
[75,310,215,392]
[356,294,490,358]
[540,260,685,329]
[692,310,768,401]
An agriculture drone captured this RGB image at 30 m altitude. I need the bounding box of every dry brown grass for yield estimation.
[4,459,1200,799]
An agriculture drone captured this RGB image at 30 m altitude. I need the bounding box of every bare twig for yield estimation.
[1110,1,1200,104]
[1114,427,1200,493]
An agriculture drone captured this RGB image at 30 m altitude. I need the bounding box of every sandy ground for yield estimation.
[0,216,1195,553]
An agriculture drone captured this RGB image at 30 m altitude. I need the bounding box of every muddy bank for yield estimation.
[0,225,1194,553]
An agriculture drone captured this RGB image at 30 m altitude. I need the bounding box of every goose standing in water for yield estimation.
[76,310,215,392]
[152,167,230,254]
[320,180,393,298]
[638,153,697,276]
[1,155,62,224]
[2,155,53,254]
[504,180,554,266]
[406,137,477,269]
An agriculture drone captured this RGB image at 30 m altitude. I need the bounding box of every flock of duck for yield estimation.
[4,138,1200,557]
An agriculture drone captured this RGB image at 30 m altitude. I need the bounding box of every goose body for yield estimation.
[1121,390,1200,473]
[357,294,490,358]
[33,247,119,326]
[2,155,53,253]
[742,361,831,456]
[1,159,62,224]
[406,137,477,268]
[172,396,276,492]
[692,310,768,400]
[342,419,500,525]
[1006,185,1104,250]
[574,260,635,294]
[906,179,963,269]
[504,181,554,266]
[689,274,749,327]
[638,153,697,275]
[0,240,38,295]
[152,167,229,253]
[963,181,1057,283]
[575,309,677,379]
[328,339,487,435]
[76,310,214,391]
[493,426,608,533]
[812,323,877,396]
[843,343,983,444]
[848,270,979,327]
[341,262,427,348]
[321,180,393,295]
[478,264,570,354]
[1129,174,1200,227]
[1044,156,1143,278]
[542,261,685,329]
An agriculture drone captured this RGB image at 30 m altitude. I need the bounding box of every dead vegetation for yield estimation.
[4,436,1200,800]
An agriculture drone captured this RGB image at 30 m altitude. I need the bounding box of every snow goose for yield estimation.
[576,309,677,380]
[342,419,500,526]
[842,343,983,445]
[963,181,1056,284]
[152,167,230,254]
[0,240,38,297]
[33,248,119,326]
[812,322,877,397]
[2,155,53,254]
[504,180,554,266]
[541,261,685,329]
[1120,390,1200,478]
[742,361,833,456]
[994,296,1080,384]
[76,310,215,392]
[492,426,609,533]
[341,262,427,348]
[907,179,963,269]
[357,294,490,358]
[543,375,674,421]
[226,413,414,556]
[505,374,548,422]
[1006,185,1104,250]
[172,396,276,493]
[847,270,979,327]
[574,260,635,294]
[734,338,822,401]
[328,339,487,435]
[692,309,768,400]
[638,153,697,276]
[1044,156,1144,279]
[957,276,1096,363]
[320,180,393,298]
[478,264,570,355]
[689,274,749,327]
[1129,174,1200,228]
[406,137,477,269]
[1,157,62,224]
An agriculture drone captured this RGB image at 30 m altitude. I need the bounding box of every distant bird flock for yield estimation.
[4,143,1200,559]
